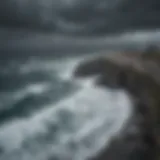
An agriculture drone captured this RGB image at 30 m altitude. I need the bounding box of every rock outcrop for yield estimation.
[74,47,160,160]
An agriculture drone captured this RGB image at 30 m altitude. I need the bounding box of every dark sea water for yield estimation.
[0,0,160,159]
[0,54,132,160]
[0,25,160,160]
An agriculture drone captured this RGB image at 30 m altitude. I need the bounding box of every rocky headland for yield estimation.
[74,47,160,160]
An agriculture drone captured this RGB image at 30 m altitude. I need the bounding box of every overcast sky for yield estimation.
[0,0,160,34]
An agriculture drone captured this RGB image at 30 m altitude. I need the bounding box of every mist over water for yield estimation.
[0,0,160,160]
[1,0,160,55]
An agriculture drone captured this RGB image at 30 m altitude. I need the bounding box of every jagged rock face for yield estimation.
[74,58,108,77]
[74,57,123,88]
[74,49,160,160]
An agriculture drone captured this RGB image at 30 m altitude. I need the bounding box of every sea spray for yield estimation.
[0,56,132,160]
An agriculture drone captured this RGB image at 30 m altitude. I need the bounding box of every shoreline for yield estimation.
[74,48,160,160]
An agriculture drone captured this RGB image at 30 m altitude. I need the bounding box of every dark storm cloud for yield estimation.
[0,0,59,29]
[0,0,114,32]
[0,0,160,34]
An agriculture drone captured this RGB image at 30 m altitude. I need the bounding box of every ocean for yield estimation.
[0,0,160,159]
[0,53,132,160]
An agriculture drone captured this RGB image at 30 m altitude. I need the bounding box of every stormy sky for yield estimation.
[0,0,160,34]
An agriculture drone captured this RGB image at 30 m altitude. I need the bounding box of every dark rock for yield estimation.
[74,48,160,160]
[73,58,108,77]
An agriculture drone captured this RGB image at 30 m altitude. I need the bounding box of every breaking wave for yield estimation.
[0,56,132,160]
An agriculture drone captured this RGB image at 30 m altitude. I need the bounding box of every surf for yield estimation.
[0,56,133,160]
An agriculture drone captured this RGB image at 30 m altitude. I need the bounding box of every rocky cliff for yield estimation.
[74,47,160,160]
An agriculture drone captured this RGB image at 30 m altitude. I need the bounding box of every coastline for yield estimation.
[74,48,160,160]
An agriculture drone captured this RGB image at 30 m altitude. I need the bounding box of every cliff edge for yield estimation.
[74,47,160,160]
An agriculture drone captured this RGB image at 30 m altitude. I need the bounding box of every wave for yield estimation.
[0,56,133,160]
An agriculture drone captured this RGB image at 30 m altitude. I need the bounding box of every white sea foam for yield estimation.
[0,57,133,160]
